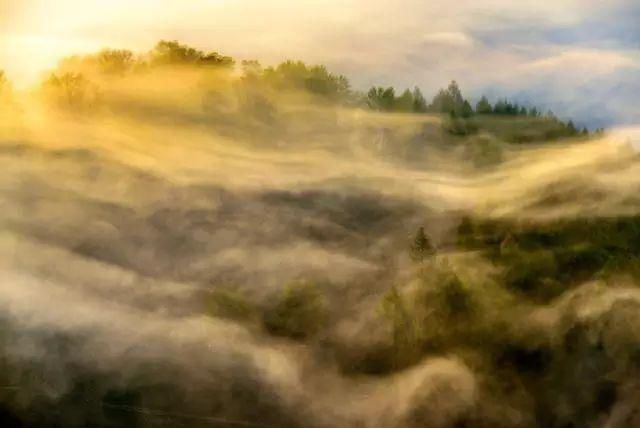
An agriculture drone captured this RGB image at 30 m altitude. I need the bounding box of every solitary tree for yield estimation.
[475,96,492,114]
[410,227,435,262]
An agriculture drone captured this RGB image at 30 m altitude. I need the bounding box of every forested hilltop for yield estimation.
[1,40,599,145]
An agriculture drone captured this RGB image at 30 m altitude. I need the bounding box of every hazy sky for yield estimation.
[1,0,638,125]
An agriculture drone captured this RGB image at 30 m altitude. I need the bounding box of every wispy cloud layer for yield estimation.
[1,0,638,124]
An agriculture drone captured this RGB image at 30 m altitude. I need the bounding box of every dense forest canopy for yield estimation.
[1,40,597,142]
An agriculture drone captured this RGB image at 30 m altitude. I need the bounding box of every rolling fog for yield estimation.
[2,68,640,427]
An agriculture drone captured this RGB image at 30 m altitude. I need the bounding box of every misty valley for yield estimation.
[1,41,640,428]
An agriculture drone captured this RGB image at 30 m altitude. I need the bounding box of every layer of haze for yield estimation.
[1,60,640,426]
[0,3,640,426]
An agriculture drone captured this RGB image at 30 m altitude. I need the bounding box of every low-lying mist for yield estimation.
[1,59,640,428]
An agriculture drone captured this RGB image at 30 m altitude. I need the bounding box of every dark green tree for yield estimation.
[394,89,415,112]
[410,227,435,262]
[412,87,428,113]
[430,88,450,113]
[263,282,325,339]
[447,80,465,106]
[381,87,396,110]
[475,96,492,114]
[305,65,350,100]
[493,99,506,114]
[367,86,396,111]
[461,100,474,118]
[430,80,467,115]
[366,87,380,109]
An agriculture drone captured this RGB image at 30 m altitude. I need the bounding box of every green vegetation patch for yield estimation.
[458,215,640,300]
[263,281,327,340]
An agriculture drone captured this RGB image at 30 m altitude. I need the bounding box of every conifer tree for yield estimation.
[461,100,474,118]
[410,227,435,262]
[476,96,492,114]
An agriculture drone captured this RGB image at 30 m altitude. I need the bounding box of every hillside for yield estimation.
[1,43,640,428]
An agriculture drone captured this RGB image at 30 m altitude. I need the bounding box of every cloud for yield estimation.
[0,0,638,124]
[476,50,640,127]
[422,32,475,48]
[519,49,637,77]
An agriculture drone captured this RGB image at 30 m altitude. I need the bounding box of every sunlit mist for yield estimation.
[1,3,640,428]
